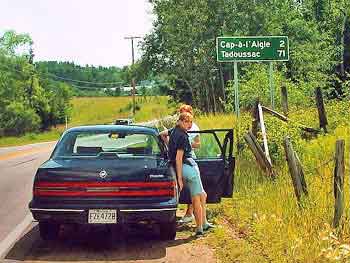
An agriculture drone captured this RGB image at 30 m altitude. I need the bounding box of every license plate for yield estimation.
[88,209,117,224]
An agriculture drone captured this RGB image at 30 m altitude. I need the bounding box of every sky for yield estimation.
[0,0,154,67]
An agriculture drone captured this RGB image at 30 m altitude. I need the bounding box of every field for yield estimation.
[69,96,173,125]
[0,96,175,147]
[195,101,350,263]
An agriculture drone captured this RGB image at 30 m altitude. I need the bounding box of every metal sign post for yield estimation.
[233,61,240,165]
[233,62,239,118]
[269,62,274,109]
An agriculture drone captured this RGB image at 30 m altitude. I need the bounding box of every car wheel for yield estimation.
[159,220,177,240]
[39,221,60,240]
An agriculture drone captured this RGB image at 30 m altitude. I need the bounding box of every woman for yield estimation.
[177,104,200,224]
[167,112,212,236]
[159,104,200,224]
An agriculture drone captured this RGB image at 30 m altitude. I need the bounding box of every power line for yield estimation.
[69,83,106,90]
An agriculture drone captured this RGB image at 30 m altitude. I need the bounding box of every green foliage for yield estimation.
[142,0,350,112]
[0,102,40,135]
[36,61,125,96]
[0,30,33,56]
[0,30,73,135]
[224,63,316,113]
[35,60,170,97]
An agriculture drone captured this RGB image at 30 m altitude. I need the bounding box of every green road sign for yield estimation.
[216,36,289,62]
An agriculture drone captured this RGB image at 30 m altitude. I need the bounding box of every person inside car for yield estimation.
[167,112,213,236]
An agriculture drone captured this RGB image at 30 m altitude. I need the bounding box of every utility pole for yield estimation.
[124,36,141,117]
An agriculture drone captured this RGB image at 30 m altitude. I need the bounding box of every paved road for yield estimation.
[0,141,56,244]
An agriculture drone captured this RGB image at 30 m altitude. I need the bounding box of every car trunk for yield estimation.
[33,158,176,204]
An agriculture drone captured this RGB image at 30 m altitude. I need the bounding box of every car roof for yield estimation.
[64,125,158,135]
[115,118,132,121]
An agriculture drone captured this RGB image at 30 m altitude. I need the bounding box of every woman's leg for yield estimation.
[185,204,193,216]
[199,192,208,225]
[191,194,203,230]
[182,164,205,233]
[200,191,215,230]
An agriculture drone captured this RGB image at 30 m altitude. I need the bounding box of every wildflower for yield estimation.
[319,230,329,241]
[339,244,350,256]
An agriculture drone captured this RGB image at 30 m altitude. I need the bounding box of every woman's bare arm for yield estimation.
[159,129,169,145]
[191,135,201,149]
[175,149,184,191]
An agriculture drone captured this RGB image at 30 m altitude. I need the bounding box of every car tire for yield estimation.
[159,220,177,240]
[39,221,60,240]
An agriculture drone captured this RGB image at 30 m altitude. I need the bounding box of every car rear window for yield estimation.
[52,131,162,158]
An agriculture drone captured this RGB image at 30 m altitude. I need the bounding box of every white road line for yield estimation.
[0,214,34,260]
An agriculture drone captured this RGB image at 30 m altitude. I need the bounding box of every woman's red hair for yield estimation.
[178,104,193,115]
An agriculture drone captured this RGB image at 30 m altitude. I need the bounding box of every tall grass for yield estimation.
[134,96,176,122]
[198,101,350,262]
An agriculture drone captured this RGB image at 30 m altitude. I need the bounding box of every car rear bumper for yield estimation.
[29,206,177,225]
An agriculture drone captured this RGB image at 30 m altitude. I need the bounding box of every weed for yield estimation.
[198,100,350,262]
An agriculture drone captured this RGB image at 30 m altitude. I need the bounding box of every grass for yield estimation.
[197,100,350,262]
[133,96,175,122]
[0,96,175,147]
[0,129,62,147]
[70,96,174,125]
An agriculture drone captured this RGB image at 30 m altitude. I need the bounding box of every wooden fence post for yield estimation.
[281,84,288,116]
[315,87,328,133]
[333,140,345,228]
[294,152,308,196]
[244,131,275,178]
[260,105,319,135]
[283,137,303,205]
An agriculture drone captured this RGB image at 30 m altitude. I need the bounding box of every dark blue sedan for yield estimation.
[29,125,234,240]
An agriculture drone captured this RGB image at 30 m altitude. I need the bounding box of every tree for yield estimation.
[141,0,345,110]
[0,30,73,135]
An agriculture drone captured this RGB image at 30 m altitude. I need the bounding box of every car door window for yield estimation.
[179,129,234,204]
[193,133,222,159]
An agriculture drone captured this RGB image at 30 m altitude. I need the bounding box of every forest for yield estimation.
[141,0,350,112]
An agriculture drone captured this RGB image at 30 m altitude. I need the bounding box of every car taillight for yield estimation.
[34,181,176,197]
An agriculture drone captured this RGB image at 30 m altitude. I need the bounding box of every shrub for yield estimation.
[224,64,317,112]
[0,102,40,135]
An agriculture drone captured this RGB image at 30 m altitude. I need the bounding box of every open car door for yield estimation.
[179,129,234,204]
